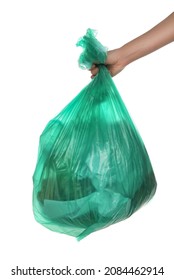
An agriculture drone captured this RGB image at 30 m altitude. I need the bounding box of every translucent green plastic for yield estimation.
[32,29,157,240]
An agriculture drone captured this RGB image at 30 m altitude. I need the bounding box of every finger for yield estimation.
[90,67,99,76]
[89,64,96,70]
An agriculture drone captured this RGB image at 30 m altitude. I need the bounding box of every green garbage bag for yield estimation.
[32,29,157,240]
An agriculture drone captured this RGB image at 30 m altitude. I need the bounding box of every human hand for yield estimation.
[90,49,125,78]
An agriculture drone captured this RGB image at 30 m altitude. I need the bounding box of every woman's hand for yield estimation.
[90,49,125,78]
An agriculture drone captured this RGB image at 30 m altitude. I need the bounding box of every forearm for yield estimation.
[119,12,174,67]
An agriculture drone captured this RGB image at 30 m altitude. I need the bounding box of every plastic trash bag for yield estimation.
[32,29,157,240]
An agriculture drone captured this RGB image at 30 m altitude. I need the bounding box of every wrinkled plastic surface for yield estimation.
[32,29,157,240]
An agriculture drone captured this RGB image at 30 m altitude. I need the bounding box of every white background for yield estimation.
[0,0,174,279]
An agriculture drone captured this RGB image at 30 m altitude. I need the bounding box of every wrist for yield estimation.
[107,48,127,69]
[120,41,142,67]
[116,46,129,68]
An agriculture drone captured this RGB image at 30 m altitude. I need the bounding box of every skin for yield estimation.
[90,12,174,78]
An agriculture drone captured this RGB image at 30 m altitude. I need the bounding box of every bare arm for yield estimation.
[90,12,174,77]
